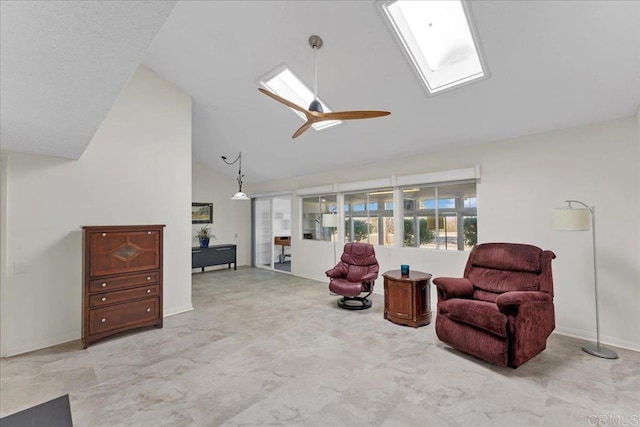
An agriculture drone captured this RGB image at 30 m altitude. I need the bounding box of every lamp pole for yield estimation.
[565,200,617,359]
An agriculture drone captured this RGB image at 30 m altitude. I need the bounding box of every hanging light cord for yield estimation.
[221,152,244,192]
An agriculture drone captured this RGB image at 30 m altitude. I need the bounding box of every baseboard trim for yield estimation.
[3,305,195,358]
[553,327,640,353]
[163,304,194,317]
[4,332,79,358]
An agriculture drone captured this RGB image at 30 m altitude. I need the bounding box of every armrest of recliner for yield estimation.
[432,277,474,299]
[325,268,344,279]
[496,291,552,312]
[361,272,377,282]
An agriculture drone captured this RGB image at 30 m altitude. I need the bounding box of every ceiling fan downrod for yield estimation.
[308,35,323,113]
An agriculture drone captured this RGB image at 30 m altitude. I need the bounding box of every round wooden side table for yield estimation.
[382,270,432,328]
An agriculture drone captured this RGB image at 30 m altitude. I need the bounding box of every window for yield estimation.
[403,181,477,250]
[297,169,478,250]
[301,195,337,241]
[257,64,342,131]
[379,0,487,95]
[345,190,395,246]
[404,187,436,248]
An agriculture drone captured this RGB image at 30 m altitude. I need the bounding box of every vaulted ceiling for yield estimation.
[0,0,177,158]
[2,1,639,184]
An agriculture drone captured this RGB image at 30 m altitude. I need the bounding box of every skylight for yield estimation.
[379,0,487,94]
[257,64,342,131]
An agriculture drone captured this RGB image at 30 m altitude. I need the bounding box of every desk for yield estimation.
[383,270,432,328]
[274,236,291,264]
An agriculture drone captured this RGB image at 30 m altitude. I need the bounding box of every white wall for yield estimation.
[247,116,640,351]
[192,160,251,269]
[1,65,193,357]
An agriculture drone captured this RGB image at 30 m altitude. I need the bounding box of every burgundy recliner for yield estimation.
[325,243,379,310]
[433,243,556,367]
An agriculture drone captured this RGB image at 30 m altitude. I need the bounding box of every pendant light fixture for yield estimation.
[221,152,250,200]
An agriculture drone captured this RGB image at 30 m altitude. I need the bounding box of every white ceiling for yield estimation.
[0,0,176,158]
[2,1,639,184]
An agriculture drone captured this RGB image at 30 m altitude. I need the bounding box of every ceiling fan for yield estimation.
[259,35,391,139]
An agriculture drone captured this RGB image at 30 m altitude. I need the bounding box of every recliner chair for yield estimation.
[433,242,556,367]
[326,243,379,310]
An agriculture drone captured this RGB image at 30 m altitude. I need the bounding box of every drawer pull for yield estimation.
[102,233,106,236]
[147,289,152,293]
[146,308,151,313]
[101,318,107,323]
[101,297,107,302]
[216,248,231,251]
[147,276,151,281]
[147,231,151,235]
[101,283,107,287]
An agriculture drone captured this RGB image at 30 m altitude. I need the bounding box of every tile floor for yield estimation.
[1,267,638,426]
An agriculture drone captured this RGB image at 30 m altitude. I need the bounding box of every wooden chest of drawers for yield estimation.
[82,224,164,348]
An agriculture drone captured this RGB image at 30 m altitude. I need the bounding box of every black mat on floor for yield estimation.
[0,394,72,427]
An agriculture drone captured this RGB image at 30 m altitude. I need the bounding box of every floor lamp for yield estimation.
[552,200,618,359]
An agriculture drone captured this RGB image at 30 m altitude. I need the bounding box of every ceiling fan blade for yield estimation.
[318,110,391,121]
[261,36,392,138]
[258,88,310,117]
[292,120,315,139]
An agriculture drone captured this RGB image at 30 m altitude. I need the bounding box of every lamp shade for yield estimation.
[322,213,338,227]
[231,191,250,201]
[552,208,590,231]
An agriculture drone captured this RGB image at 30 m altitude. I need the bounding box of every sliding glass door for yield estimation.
[254,198,273,269]
[253,195,292,273]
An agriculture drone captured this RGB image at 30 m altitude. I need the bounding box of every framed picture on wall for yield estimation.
[192,203,213,224]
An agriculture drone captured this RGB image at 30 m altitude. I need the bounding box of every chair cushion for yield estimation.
[472,288,499,303]
[470,243,542,273]
[468,267,539,294]
[329,278,364,297]
[341,242,377,266]
[439,299,507,337]
[346,265,371,283]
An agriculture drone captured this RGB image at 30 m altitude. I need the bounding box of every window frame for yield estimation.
[297,174,479,251]
[401,180,477,251]
[378,0,489,96]
[344,189,395,246]
[300,194,338,242]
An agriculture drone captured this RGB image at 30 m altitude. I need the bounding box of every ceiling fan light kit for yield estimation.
[259,35,391,138]
[308,99,323,113]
